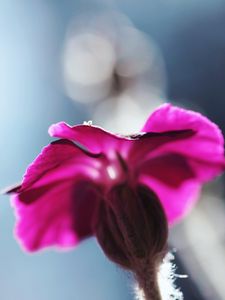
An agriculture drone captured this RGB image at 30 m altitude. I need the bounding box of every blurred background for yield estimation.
[0,0,225,299]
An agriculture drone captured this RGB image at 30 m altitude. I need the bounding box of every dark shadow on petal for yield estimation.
[128,129,196,166]
[2,183,22,194]
[127,129,195,140]
[71,181,101,239]
[51,139,103,158]
[140,153,196,187]
[18,182,63,204]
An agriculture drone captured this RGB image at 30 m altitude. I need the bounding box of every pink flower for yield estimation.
[8,104,225,252]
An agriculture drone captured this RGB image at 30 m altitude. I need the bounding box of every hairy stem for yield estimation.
[135,259,162,300]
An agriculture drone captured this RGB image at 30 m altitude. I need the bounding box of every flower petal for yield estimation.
[12,180,100,251]
[138,153,200,223]
[49,122,127,155]
[141,103,225,181]
[10,140,103,251]
[17,139,101,192]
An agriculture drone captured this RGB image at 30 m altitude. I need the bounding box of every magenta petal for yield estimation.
[12,182,78,251]
[138,104,225,223]
[12,180,100,251]
[141,104,225,181]
[138,153,198,223]
[49,122,127,155]
[18,139,101,192]
[11,140,102,251]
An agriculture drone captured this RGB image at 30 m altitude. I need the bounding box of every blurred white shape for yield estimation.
[170,180,225,300]
[62,11,167,105]
[93,90,164,134]
[184,206,225,299]
[115,26,154,77]
[64,32,116,85]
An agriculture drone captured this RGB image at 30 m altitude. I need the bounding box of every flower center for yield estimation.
[106,165,117,180]
[101,151,130,188]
